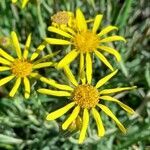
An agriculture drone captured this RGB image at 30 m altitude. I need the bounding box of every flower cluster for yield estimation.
[0,8,136,143]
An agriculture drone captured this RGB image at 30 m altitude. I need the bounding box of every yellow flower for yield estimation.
[51,11,76,30]
[12,0,29,8]
[0,31,53,99]
[31,8,126,83]
[38,66,136,143]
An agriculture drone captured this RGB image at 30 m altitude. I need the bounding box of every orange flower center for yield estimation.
[11,59,32,77]
[72,84,99,109]
[51,11,70,25]
[73,31,99,53]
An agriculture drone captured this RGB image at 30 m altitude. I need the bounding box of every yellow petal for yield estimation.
[63,27,76,35]
[79,53,84,74]
[48,26,73,38]
[100,36,126,43]
[79,109,89,144]
[23,33,31,59]
[80,53,86,84]
[98,26,118,37]
[23,77,30,99]
[92,14,103,33]
[62,106,80,130]
[38,88,71,97]
[33,62,53,69]
[38,75,73,91]
[0,75,15,86]
[45,38,71,45]
[0,66,11,71]
[98,46,121,62]
[46,102,75,120]
[0,48,14,62]
[11,31,22,58]
[0,57,12,66]
[22,0,29,8]
[95,70,118,89]
[100,96,135,114]
[30,41,47,61]
[64,65,78,86]
[57,50,79,69]
[98,104,126,134]
[92,108,105,136]
[86,53,92,84]
[76,8,87,31]
[100,86,137,95]
[94,50,114,71]
[86,19,94,23]
[9,77,21,97]
[29,72,39,78]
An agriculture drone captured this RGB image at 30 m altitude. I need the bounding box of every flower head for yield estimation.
[51,11,75,30]
[12,0,29,9]
[32,8,126,84]
[0,31,53,99]
[38,66,136,143]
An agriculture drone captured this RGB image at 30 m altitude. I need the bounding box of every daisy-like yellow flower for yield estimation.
[51,11,76,30]
[12,0,29,8]
[0,31,54,99]
[38,66,136,143]
[31,8,126,84]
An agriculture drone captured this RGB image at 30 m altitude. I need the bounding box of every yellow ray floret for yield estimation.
[23,33,31,59]
[92,15,103,33]
[95,70,118,88]
[38,89,71,97]
[76,8,87,31]
[23,77,30,99]
[79,109,89,144]
[92,108,105,136]
[9,77,21,97]
[46,102,76,120]
[79,53,86,84]
[98,26,118,37]
[0,66,11,72]
[100,96,135,114]
[48,26,73,38]
[100,86,137,94]
[0,57,12,65]
[98,46,121,62]
[97,104,126,134]
[11,31,22,58]
[86,52,92,84]
[62,106,80,130]
[57,49,79,69]
[94,50,114,71]
[0,75,15,86]
[0,48,14,61]
[39,67,136,143]
[63,65,78,86]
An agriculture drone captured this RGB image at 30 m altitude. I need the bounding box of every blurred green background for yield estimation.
[0,0,150,149]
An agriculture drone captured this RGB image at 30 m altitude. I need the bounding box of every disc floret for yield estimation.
[11,59,32,77]
[73,31,99,53]
[72,84,99,108]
